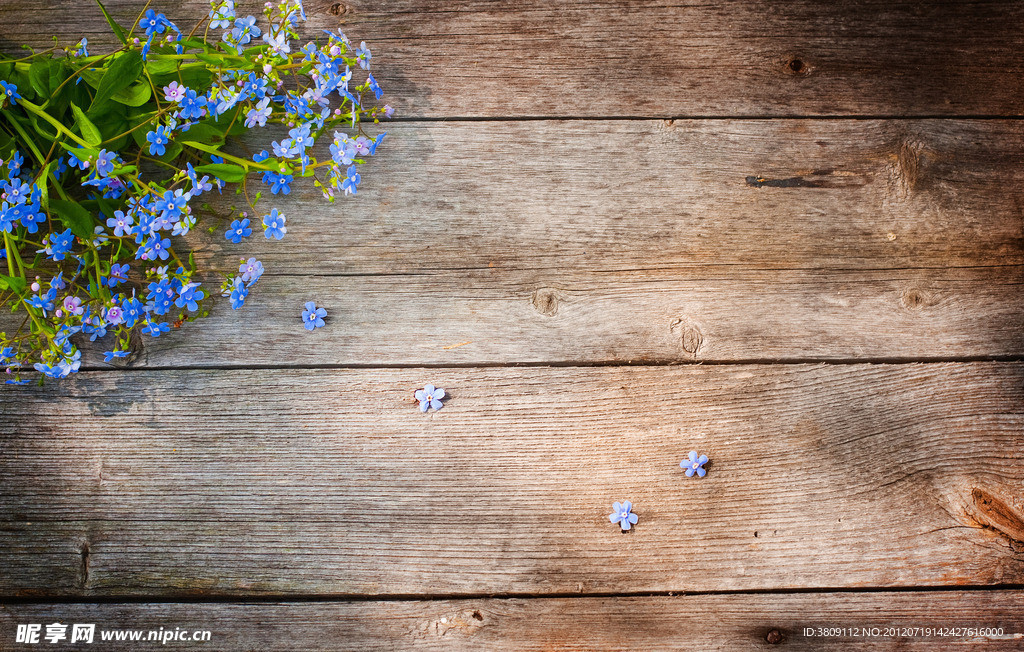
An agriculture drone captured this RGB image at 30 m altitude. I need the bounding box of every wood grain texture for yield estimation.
[5,119,1023,366]
[2,592,1024,650]
[188,120,1024,274]
[1,363,1022,597]
[91,266,1024,367]
[3,0,1024,117]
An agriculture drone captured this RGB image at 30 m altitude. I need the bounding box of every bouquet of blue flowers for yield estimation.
[0,0,390,382]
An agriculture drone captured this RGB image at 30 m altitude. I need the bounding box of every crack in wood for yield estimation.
[78,541,90,590]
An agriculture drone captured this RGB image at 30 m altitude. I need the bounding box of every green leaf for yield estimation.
[58,141,98,158]
[37,160,55,212]
[144,59,179,76]
[28,60,51,96]
[89,50,143,110]
[0,273,27,294]
[49,198,95,239]
[70,103,102,147]
[194,163,247,183]
[110,81,151,107]
[179,122,224,147]
[195,53,223,66]
[94,0,128,45]
[151,63,212,92]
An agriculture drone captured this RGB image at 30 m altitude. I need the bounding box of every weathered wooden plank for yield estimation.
[5,119,1024,367]
[2,363,1021,596]
[98,266,1024,367]
[2,592,1023,650]
[187,120,1024,274]
[3,1,1024,117]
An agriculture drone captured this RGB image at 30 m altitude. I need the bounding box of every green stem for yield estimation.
[2,233,17,279]
[18,100,91,148]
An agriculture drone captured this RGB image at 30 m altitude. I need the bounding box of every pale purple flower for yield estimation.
[239,257,264,285]
[415,384,445,412]
[245,97,272,128]
[105,305,124,325]
[609,501,638,531]
[164,81,187,103]
[681,451,709,478]
[62,295,84,316]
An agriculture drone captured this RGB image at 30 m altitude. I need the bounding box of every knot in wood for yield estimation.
[670,317,704,355]
[765,628,785,644]
[531,288,559,316]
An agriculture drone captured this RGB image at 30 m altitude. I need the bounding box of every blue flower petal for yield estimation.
[621,500,631,512]
[697,454,708,465]
[419,400,429,412]
[611,502,621,513]
[696,467,706,478]
[429,398,443,411]
[627,513,638,524]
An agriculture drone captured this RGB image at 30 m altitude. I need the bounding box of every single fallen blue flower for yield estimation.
[609,501,638,531]
[225,218,252,243]
[681,451,709,478]
[302,301,326,330]
[263,209,286,239]
[415,384,445,412]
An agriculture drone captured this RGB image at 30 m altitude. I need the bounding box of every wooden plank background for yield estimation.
[2,592,1024,650]
[3,0,1024,117]
[2,363,1023,596]
[2,0,1023,649]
